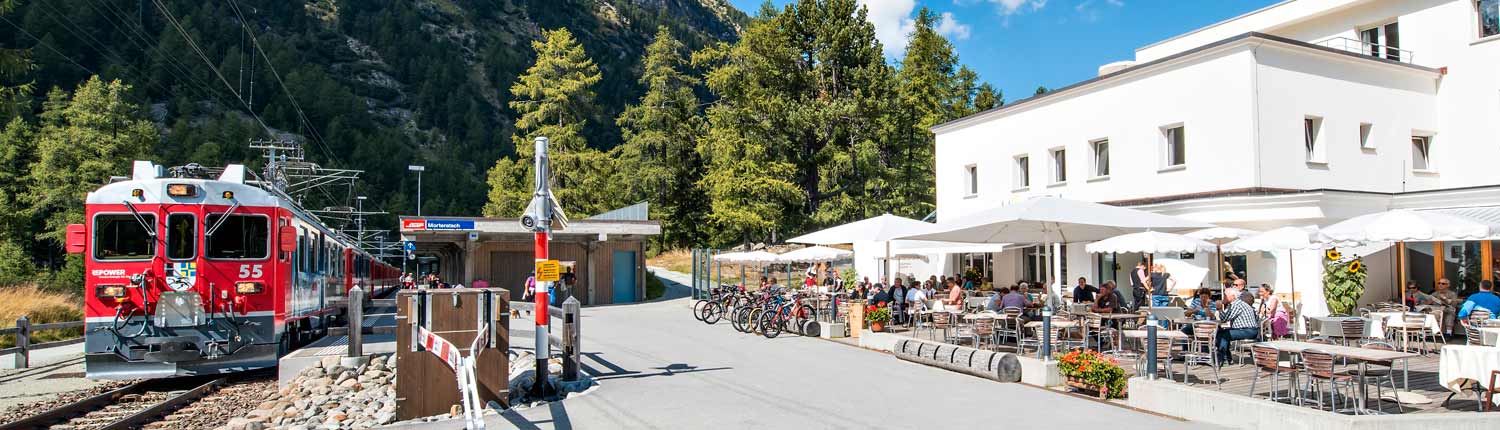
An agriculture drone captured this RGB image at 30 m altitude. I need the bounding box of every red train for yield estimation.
[69,161,398,379]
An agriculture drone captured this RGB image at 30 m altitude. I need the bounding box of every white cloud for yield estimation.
[858,1,971,58]
[991,0,1047,16]
[858,0,919,58]
[935,12,972,40]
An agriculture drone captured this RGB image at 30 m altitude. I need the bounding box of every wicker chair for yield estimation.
[966,317,997,350]
[1182,321,1222,387]
[1300,349,1355,411]
[930,311,953,342]
[1249,344,1299,403]
[1136,335,1179,380]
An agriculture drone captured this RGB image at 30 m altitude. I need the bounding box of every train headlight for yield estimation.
[167,184,197,197]
[95,284,127,299]
[235,282,264,294]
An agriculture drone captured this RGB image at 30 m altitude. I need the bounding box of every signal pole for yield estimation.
[523,136,566,399]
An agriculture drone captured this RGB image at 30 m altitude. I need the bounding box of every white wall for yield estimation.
[934,47,1258,222]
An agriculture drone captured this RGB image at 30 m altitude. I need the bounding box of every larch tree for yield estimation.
[892,7,963,219]
[486,28,616,218]
[27,76,157,245]
[616,27,709,249]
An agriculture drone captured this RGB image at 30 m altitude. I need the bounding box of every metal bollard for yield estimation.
[348,286,364,358]
[14,316,30,368]
[1041,307,1053,360]
[561,297,581,381]
[691,249,700,300]
[1146,314,1159,380]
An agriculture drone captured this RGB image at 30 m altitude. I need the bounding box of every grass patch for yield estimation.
[0,285,84,348]
[645,272,666,300]
[647,248,777,286]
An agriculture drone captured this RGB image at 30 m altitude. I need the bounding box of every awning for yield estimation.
[889,240,1008,255]
[1418,206,1500,239]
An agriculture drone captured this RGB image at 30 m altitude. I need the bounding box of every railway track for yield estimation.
[0,371,271,430]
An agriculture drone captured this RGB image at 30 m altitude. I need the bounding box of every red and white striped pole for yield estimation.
[529,136,553,399]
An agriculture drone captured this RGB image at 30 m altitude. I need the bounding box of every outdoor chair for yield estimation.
[1299,349,1355,411]
[1136,335,1178,381]
[1085,314,1118,352]
[930,311,953,342]
[1487,370,1500,412]
[1051,319,1085,353]
[973,317,996,350]
[1466,322,1489,346]
[1249,344,1299,404]
[1388,313,1429,353]
[1338,318,1367,347]
[993,307,1024,348]
[1018,324,1045,356]
[1335,342,1402,413]
[1182,321,1221,387]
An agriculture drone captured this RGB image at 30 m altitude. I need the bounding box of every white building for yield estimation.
[902,0,1500,315]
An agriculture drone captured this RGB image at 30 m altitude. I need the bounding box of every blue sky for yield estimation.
[725,0,1282,103]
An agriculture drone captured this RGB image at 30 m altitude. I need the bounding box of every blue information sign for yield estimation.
[403,241,416,251]
[424,219,476,231]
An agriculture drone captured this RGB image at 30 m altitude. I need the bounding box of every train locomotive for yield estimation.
[70,160,398,379]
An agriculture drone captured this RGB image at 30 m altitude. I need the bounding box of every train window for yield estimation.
[94,214,155,260]
[205,214,269,259]
[166,214,195,260]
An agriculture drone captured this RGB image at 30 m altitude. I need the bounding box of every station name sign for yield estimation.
[402,219,476,231]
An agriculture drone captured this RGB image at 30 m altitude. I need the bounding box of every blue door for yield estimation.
[612,251,637,303]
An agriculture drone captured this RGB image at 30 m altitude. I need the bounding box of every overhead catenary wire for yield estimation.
[0,14,95,75]
[148,0,275,137]
[34,0,222,105]
[223,0,339,167]
[80,0,232,106]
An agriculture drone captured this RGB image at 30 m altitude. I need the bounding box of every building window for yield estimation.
[1014,155,1030,189]
[1480,0,1499,38]
[1359,21,1402,61]
[964,164,978,196]
[1163,125,1186,167]
[1359,123,1374,150]
[1411,135,1432,170]
[1090,139,1110,177]
[1304,116,1325,163]
[1050,148,1067,184]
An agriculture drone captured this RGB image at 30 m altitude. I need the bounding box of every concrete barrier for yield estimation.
[892,338,1022,382]
[1128,377,1500,430]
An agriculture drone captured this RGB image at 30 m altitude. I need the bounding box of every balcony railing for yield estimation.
[1313,37,1415,64]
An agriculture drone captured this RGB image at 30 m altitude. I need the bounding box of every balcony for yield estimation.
[1313,37,1415,64]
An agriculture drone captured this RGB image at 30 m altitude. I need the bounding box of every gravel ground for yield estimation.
[145,378,277,430]
[0,379,132,424]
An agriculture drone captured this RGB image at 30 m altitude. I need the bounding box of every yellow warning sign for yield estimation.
[536,260,561,282]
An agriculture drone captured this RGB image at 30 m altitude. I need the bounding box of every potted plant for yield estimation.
[1322,248,1367,315]
[1057,350,1128,399]
[865,307,891,332]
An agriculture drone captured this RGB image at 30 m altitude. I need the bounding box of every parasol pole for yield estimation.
[1398,242,1407,309]
[1288,248,1297,340]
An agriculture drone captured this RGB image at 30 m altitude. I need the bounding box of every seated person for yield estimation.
[1091,281,1122,314]
[985,287,1009,312]
[1189,288,1218,320]
[1458,279,1500,323]
[943,279,965,307]
[1000,286,1031,310]
[1072,277,1098,303]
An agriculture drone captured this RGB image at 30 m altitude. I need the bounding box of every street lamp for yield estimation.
[407,165,425,216]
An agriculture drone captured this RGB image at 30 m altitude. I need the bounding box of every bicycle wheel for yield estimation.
[760,311,782,338]
[703,301,723,324]
[748,308,764,334]
[693,300,711,322]
[731,307,748,332]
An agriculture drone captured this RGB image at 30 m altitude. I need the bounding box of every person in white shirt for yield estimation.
[906,285,929,321]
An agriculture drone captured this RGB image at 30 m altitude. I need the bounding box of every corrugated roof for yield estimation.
[587,201,650,221]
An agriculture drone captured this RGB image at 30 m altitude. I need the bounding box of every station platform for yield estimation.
[278,333,396,386]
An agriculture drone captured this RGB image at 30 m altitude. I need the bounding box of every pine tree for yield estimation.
[487,28,616,218]
[509,28,602,157]
[616,27,709,248]
[891,7,964,219]
[1035,86,1050,96]
[973,83,1001,111]
[27,76,157,245]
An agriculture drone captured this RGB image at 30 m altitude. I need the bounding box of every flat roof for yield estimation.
[929,32,1439,135]
[399,216,661,236]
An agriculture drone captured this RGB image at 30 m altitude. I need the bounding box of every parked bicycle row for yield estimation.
[692,285,845,338]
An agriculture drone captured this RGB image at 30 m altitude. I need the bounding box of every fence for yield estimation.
[1,317,85,368]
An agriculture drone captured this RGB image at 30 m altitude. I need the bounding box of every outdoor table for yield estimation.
[1260,340,1419,415]
[965,297,990,310]
[1144,307,1186,321]
[1024,320,1080,328]
[1438,344,1500,408]
[963,312,1000,321]
[1122,329,1189,339]
[1367,311,1440,336]
[1307,316,1374,338]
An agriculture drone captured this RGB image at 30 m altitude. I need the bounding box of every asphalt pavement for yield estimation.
[425,268,1219,430]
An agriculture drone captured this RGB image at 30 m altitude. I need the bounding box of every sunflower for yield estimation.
[1326,249,1343,261]
[1348,260,1363,273]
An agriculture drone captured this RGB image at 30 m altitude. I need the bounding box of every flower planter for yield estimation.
[1064,375,1125,399]
[870,322,884,332]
